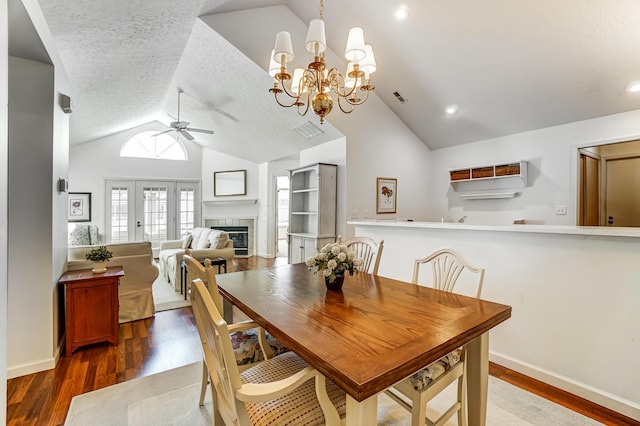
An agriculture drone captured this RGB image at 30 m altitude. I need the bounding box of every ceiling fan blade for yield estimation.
[152,129,174,137]
[185,127,214,135]
[180,129,195,141]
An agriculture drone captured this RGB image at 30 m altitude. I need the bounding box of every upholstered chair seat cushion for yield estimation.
[409,349,462,391]
[231,330,289,366]
[241,351,346,426]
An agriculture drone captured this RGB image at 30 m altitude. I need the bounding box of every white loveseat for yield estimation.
[66,241,159,323]
[158,227,235,292]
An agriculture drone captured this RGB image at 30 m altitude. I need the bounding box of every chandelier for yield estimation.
[268,0,376,124]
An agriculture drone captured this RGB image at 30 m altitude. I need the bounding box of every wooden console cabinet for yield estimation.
[59,266,123,356]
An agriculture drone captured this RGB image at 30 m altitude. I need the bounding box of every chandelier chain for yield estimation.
[320,0,324,20]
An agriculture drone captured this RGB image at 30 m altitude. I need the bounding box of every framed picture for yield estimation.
[68,192,91,222]
[376,177,397,214]
[214,170,247,196]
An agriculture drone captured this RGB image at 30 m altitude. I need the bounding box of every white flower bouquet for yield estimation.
[306,242,364,283]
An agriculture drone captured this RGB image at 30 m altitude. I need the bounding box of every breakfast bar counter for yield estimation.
[350,220,640,421]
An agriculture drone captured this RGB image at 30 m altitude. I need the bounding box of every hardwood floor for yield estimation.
[6,256,638,425]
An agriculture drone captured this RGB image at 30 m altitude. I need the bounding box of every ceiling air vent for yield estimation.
[393,91,407,104]
[293,121,325,140]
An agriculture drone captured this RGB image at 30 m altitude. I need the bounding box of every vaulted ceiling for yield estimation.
[11,0,640,162]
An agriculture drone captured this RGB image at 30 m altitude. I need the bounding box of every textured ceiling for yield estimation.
[14,0,640,160]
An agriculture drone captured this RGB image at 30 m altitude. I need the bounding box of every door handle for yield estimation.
[137,221,142,227]
[608,216,614,225]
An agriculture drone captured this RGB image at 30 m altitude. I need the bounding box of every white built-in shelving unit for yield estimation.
[287,163,337,263]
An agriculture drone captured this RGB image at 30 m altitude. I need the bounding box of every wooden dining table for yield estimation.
[216,263,512,425]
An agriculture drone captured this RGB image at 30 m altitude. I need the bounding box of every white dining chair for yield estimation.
[385,248,485,426]
[337,235,384,275]
[183,255,288,406]
[190,278,346,425]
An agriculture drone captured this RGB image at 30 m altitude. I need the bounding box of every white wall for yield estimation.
[5,0,71,381]
[429,109,640,225]
[8,56,56,377]
[200,148,260,221]
[0,0,9,419]
[69,122,202,235]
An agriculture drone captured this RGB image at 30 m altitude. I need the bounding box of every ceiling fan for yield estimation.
[155,88,214,141]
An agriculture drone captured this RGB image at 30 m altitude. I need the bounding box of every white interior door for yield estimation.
[605,156,640,226]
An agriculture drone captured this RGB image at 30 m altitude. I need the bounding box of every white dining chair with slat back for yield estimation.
[337,235,384,275]
[184,255,288,407]
[385,248,485,426]
[190,278,347,426]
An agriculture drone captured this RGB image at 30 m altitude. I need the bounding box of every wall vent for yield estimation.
[393,91,407,104]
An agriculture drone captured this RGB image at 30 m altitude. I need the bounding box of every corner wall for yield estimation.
[327,93,435,238]
[7,56,56,377]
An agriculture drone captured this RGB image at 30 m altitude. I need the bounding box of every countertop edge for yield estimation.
[348,220,640,238]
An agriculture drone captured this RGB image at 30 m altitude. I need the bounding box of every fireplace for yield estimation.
[204,217,254,257]
[212,226,249,256]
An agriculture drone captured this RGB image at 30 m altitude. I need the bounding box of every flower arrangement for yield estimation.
[85,245,113,263]
[306,242,363,283]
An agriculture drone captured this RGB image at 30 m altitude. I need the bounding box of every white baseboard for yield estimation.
[7,357,56,379]
[490,351,640,421]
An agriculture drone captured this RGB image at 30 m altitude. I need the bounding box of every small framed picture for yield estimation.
[376,177,397,214]
[68,192,91,222]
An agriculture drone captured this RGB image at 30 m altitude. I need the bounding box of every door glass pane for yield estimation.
[143,187,167,246]
[110,187,129,243]
[179,188,195,238]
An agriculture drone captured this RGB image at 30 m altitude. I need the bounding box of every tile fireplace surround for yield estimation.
[204,218,255,257]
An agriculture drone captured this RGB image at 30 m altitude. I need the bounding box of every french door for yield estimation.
[106,179,200,248]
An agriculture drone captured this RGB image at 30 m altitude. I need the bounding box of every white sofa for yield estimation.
[66,241,159,323]
[158,227,235,292]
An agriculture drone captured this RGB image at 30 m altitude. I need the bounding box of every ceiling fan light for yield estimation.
[274,31,294,64]
[345,27,366,62]
[305,19,326,55]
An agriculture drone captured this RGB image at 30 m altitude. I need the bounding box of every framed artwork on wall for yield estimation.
[68,192,91,222]
[214,169,247,196]
[376,177,397,214]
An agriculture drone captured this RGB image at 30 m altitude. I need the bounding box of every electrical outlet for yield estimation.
[555,205,567,215]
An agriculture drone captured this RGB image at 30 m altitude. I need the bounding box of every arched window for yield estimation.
[120,131,187,161]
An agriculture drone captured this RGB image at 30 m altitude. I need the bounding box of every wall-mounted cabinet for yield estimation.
[288,163,337,263]
[449,161,527,199]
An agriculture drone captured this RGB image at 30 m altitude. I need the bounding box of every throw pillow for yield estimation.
[216,232,229,249]
[181,234,193,249]
[206,229,224,249]
[68,225,91,246]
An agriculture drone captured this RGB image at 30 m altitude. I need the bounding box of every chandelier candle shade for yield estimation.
[268,0,376,123]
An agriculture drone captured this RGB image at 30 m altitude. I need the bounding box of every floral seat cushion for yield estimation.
[231,329,289,366]
[409,349,462,391]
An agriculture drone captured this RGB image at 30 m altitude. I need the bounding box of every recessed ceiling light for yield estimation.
[394,5,409,21]
[626,82,640,93]
[445,105,459,115]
